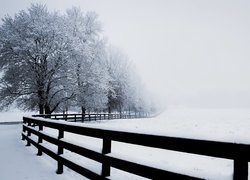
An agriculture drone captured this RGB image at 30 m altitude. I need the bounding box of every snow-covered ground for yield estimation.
[1,108,250,179]
[91,108,250,143]
[0,109,34,123]
[0,124,84,180]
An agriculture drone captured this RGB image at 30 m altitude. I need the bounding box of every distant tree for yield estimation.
[0,4,73,114]
[64,7,109,114]
[105,46,132,113]
[105,46,153,114]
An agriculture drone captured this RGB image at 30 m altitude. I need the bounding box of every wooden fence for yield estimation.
[32,113,149,122]
[22,116,250,180]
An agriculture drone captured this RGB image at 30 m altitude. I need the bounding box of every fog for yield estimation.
[1,0,250,108]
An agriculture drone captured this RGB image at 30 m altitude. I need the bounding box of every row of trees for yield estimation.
[0,4,156,115]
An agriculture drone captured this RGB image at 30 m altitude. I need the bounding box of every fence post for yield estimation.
[101,138,111,177]
[233,156,248,180]
[26,121,31,146]
[22,118,26,140]
[82,113,85,123]
[56,129,64,174]
[37,125,43,156]
[22,125,25,140]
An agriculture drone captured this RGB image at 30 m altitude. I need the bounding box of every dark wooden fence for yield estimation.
[32,112,149,122]
[22,116,250,180]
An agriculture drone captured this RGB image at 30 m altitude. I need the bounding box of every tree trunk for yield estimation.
[81,106,86,114]
[81,106,86,120]
[119,104,122,114]
[38,89,45,114]
[45,104,52,115]
[39,104,44,115]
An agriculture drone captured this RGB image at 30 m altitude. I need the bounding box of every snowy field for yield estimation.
[1,108,250,179]
[0,109,34,123]
[0,124,83,180]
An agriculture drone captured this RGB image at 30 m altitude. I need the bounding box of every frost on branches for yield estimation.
[0,4,156,115]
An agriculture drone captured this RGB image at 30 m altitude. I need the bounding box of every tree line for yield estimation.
[0,4,157,115]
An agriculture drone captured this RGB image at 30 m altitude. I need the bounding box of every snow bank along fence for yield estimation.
[32,112,149,122]
[22,116,250,180]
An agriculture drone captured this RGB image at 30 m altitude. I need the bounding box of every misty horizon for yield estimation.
[1,0,249,108]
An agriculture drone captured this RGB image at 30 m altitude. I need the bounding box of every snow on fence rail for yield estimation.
[32,112,149,122]
[22,116,250,180]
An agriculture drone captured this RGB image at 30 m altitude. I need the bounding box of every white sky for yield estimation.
[1,0,250,108]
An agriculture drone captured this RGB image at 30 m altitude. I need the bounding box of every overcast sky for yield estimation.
[1,0,250,108]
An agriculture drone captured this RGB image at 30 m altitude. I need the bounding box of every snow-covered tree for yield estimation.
[0,4,154,115]
[105,46,154,114]
[0,4,73,114]
[64,7,109,114]
[105,46,129,113]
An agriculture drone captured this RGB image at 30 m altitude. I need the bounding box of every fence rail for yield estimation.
[22,116,250,180]
[32,112,149,122]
